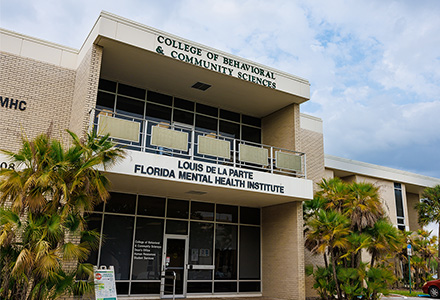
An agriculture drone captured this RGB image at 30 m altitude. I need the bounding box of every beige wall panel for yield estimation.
[198,136,230,159]
[0,52,75,151]
[406,192,421,231]
[69,45,103,138]
[263,202,305,300]
[298,128,325,187]
[239,144,268,166]
[353,175,397,225]
[262,104,296,151]
[98,116,140,142]
[0,32,22,55]
[324,169,334,179]
[151,126,188,151]
[276,151,302,172]
[20,39,63,66]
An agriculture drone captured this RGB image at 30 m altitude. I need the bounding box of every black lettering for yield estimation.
[0,96,8,107]
[19,100,27,110]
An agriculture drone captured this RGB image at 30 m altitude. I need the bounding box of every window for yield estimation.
[394,183,406,230]
[97,79,262,144]
[88,193,261,296]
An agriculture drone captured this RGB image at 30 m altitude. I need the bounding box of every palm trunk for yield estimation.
[324,252,329,269]
[370,251,376,268]
[331,250,343,300]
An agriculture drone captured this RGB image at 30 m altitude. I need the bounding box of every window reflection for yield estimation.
[215,224,237,280]
[99,215,134,280]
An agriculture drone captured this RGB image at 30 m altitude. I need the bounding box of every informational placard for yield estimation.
[407,244,412,256]
[94,266,117,300]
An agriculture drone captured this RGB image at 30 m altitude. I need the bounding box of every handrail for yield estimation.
[89,107,307,178]
[162,270,176,300]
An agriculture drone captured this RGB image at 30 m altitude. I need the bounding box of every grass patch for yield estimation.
[387,289,425,297]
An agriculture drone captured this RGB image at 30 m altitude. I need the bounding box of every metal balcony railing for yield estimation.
[89,108,306,178]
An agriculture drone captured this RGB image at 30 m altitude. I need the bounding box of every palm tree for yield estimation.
[345,182,384,233]
[366,219,404,268]
[416,184,440,277]
[306,209,351,300]
[0,130,124,299]
[315,178,349,214]
[305,178,401,299]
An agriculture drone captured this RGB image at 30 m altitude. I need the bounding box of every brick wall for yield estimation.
[262,201,305,300]
[299,128,325,186]
[262,104,298,151]
[69,45,103,138]
[0,52,76,151]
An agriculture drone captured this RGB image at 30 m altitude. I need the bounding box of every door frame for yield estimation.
[160,234,189,298]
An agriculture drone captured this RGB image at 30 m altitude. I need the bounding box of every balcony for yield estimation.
[89,108,306,179]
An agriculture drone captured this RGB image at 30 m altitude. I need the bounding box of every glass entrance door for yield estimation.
[161,236,188,298]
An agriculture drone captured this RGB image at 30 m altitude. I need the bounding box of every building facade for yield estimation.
[1,11,439,300]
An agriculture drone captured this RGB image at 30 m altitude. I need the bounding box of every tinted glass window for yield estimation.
[239,282,261,292]
[219,120,240,139]
[116,96,144,118]
[99,79,117,92]
[146,103,172,122]
[116,282,129,295]
[100,215,134,280]
[240,207,260,225]
[84,213,102,266]
[215,224,237,280]
[188,270,212,281]
[189,222,214,267]
[132,218,164,280]
[214,282,237,292]
[196,115,217,132]
[196,103,218,117]
[148,91,172,106]
[137,195,166,217]
[394,188,404,217]
[166,220,188,235]
[187,282,212,293]
[174,97,194,111]
[242,114,261,127]
[167,199,189,219]
[96,91,115,110]
[130,282,161,295]
[220,109,240,122]
[118,83,145,99]
[239,226,260,279]
[105,192,136,214]
[191,201,214,221]
[216,204,238,223]
[241,125,261,143]
[173,109,194,126]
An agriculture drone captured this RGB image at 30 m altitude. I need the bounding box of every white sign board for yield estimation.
[103,150,314,200]
[94,266,117,300]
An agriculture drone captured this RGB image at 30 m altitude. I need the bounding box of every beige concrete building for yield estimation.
[1,11,439,300]
[300,115,440,298]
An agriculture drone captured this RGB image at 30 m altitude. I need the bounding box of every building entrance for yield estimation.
[161,236,188,298]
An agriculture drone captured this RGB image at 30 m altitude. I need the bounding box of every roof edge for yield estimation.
[325,154,440,188]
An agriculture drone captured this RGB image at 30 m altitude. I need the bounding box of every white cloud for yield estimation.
[1,0,439,178]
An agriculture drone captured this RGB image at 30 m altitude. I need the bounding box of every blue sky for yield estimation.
[1,0,440,179]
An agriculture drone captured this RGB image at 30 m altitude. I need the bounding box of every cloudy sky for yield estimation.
[1,0,440,180]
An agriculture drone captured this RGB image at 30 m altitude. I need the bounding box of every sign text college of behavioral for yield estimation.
[156,35,277,89]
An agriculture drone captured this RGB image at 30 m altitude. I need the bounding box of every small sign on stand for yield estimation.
[94,266,117,300]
